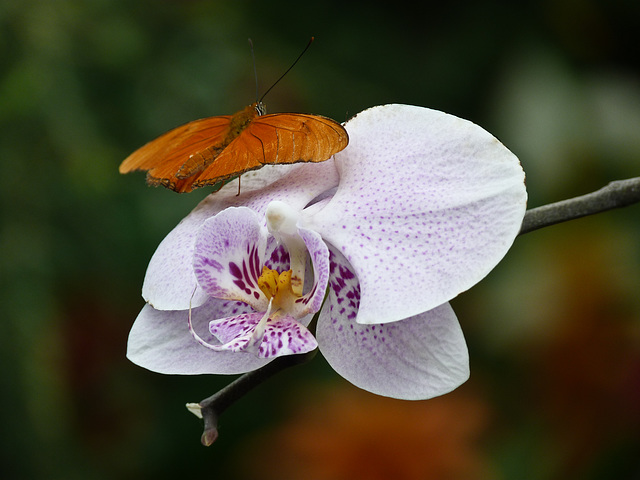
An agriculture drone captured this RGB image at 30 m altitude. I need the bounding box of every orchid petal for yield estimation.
[256,315,318,358]
[208,311,269,352]
[206,159,341,218]
[193,207,268,312]
[141,201,214,310]
[292,226,330,316]
[127,300,269,375]
[307,104,527,324]
[318,301,469,400]
[209,312,264,344]
[234,160,340,215]
[209,313,318,359]
[317,248,468,399]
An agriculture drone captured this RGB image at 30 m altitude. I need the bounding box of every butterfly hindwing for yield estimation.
[120,116,232,192]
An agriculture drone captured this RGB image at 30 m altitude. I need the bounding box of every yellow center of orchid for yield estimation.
[257,267,299,309]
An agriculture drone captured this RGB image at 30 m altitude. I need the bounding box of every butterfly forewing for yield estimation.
[252,114,349,165]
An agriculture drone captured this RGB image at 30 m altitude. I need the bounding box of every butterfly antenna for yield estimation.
[259,37,314,103]
[248,38,260,103]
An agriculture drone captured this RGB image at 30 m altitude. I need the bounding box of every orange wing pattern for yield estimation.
[187,113,349,191]
[119,116,232,193]
[119,103,348,193]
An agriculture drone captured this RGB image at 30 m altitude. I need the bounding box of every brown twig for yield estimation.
[519,177,640,235]
[192,350,316,446]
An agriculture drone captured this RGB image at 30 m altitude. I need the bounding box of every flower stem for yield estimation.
[195,349,316,446]
[519,177,640,235]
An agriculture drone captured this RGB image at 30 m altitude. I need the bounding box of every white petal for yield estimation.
[307,104,527,324]
[141,201,216,310]
[127,300,270,375]
[193,207,268,312]
[318,302,469,400]
[317,247,469,399]
[317,247,468,399]
[256,315,318,358]
[295,226,331,315]
[215,159,339,210]
[217,160,341,217]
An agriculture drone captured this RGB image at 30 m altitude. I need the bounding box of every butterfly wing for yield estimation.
[119,116,232,192]
[187,113,349,190]
[252,113,349,165]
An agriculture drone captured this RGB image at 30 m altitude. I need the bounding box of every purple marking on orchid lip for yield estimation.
[242,315,318,358]
[295,283,317,304]
[233,279,246,290]
[249,245,261,279]
[242,257,255,289]
[248,246,257,280]
[229,262,242,279]
[255,248,262,277]
[266,244,290,270]
[197,256,224,271]
[251,244,262,282]
[326,248,361,326]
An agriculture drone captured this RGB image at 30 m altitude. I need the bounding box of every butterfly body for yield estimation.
[120,102,348,193]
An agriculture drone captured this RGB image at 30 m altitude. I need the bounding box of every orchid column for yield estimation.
[127,104,527,402]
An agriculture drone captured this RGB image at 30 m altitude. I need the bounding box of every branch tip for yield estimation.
[201,427,219,447]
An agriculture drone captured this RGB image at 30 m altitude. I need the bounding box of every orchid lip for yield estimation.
[184,204,328,359]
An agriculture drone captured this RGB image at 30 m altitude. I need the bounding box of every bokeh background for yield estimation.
[1,1,639,479]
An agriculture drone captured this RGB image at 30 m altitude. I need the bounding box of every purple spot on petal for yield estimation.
[229,262,242,279]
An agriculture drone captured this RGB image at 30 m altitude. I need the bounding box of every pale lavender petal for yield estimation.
[127,300,269,375]
[223,160,340,217]
[257,315,318,358]
[318,302,469,400]
[193,159,341,222]
[290,227,330,317]
[193,207,268,312]
[307,104,527,324]
[141,202,215,310]
[210,313,317,359]
[210,312,263,345]
[317,248,468,399]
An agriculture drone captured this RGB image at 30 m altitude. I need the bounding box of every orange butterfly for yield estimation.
[119,101,348,193]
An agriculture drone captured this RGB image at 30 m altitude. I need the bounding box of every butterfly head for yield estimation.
[255,102,266,116]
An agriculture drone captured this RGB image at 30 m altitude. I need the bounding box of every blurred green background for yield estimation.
[1,1,639,479]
